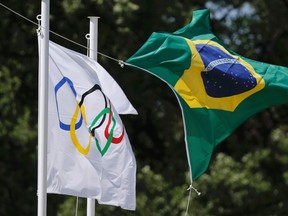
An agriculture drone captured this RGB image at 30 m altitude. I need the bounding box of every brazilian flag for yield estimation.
[126,9,288,180]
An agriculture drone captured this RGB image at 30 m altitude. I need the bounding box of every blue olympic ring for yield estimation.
[54,77,83,131]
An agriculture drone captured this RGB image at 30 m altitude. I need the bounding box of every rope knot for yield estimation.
[118,60,125,68]
[187,184,201,196]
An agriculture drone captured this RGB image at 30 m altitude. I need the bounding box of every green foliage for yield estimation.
[0,0,287,215]
[191,127,288,215]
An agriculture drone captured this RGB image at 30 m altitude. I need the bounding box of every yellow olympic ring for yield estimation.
[70,103,92,155]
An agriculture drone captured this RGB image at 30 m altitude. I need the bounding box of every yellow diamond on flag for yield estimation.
[174,39,265,111]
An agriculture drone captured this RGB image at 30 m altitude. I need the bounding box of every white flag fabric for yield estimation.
[47,41,137,210]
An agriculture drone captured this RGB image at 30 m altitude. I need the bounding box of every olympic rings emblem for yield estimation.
[54,77,124,156]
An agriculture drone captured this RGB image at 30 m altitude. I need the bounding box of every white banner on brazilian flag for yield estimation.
[47,41,137,210]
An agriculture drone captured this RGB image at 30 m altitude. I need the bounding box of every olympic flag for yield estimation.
[47,41,137,210]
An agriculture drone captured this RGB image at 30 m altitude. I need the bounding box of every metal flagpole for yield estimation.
[88,17,99,61]
[37,0,50,216]
[86,16,100,216]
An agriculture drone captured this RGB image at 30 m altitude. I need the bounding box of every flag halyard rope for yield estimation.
[0,2,123,66]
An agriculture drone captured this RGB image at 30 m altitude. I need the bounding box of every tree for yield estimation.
[0,1,40,215]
